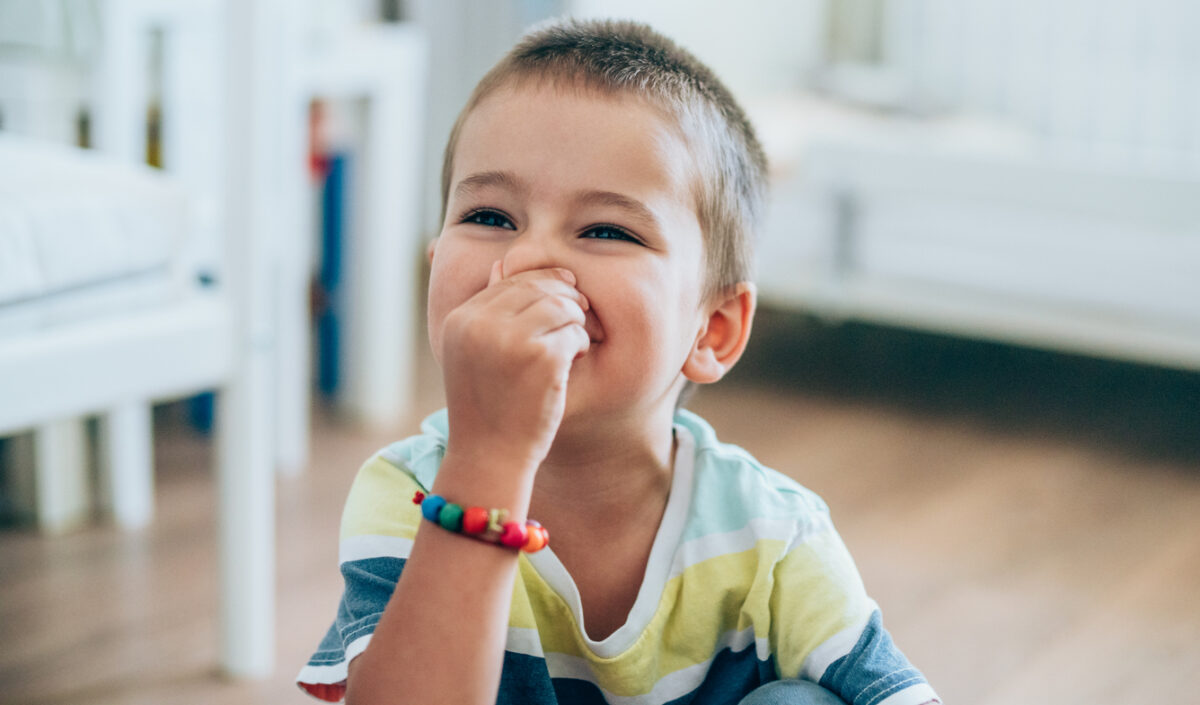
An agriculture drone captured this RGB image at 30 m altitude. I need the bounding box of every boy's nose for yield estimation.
[499,229,568,280]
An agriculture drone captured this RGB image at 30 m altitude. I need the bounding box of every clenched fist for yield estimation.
[438,262,591,477]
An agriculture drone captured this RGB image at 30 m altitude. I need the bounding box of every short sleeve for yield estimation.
[771,526,939,705]
[817,611,940,705]
[296,454,427,702]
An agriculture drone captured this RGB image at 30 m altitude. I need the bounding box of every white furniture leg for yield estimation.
[101,401,154,529]
[274,247,311,477]
[33,419,89,533]
[305,27,427,432]
[274,16,312,477]
[342,92,406,430]
[218,0,281,677]
[342,32,426,432]
[216,361,275,677]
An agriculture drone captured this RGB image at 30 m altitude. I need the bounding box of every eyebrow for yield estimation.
[573,190,661,232]
[453,170,530,201]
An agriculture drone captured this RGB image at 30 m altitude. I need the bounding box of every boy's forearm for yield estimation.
[345,454,536,705]
[345,264,582,703]
[346,530,518,705]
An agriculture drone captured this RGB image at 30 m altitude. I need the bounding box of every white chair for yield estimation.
[0,0,430,677]
[0,128,275,678]
[0,0,283,678]
[0,135,214,531]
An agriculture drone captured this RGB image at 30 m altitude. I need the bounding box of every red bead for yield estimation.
[500,521,528,548]
[462,506,489,534]
[412,491,425,505]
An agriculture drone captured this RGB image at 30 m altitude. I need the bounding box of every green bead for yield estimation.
[439,503,464,532]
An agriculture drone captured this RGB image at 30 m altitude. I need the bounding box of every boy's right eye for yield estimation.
[461,208,516,230]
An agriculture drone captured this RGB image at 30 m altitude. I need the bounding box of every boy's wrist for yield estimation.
[434,448,539,518]
[444,432,546,476]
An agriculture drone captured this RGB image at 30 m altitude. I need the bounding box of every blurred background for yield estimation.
[1,1,1198,703]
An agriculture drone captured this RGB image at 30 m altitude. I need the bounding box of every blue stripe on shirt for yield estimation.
[819,610,925,705]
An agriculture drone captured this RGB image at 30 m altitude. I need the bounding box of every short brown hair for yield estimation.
[439,18,768,302]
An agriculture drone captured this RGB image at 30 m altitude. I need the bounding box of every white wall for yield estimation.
[881,0,1200,171]
[410,0,549,236]
[569,0,828,97]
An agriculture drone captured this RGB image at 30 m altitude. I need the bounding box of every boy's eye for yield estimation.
[462,209,516,230]
[581,225,640,244]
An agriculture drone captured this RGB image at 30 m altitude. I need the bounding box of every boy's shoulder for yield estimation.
[375,409,452,487]
[333,411,449,543]
[673,409,834,539]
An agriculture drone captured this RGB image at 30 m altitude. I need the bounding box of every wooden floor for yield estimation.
[3,309,1199,704]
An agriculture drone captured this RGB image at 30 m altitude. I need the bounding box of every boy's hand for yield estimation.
[439,262,591,475]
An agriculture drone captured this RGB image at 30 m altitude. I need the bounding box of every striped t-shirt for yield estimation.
[297,409,938,705]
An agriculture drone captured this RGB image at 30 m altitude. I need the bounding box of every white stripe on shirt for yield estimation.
[339,534,414,565]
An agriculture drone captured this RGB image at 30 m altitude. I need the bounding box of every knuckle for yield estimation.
[544,296,577,320]
[531,341,567,372]
[494,326,520,353]
[529,337,556,360]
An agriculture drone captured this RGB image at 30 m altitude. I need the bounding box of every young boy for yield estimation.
[298,18,939,705]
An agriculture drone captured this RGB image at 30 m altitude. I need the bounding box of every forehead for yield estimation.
[450,82,699,211]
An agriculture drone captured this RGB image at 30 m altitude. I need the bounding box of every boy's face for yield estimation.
[428,82,710,423]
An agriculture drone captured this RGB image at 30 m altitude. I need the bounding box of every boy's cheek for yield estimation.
[425,271,490,361]
[424,282,458,363]
[429,257,488,306]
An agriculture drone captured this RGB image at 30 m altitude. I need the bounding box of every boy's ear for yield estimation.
[425,237,439,266]
[682,282,756,384]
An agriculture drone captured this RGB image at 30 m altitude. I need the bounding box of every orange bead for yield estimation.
[462,506,489,534]
[521,525,548,553]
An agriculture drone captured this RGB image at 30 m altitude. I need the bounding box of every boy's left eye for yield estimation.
[581,225,640,244]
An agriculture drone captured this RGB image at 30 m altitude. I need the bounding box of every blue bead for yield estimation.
[421,495,446,523]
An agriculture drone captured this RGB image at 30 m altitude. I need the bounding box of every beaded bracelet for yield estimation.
[412,491,549,553]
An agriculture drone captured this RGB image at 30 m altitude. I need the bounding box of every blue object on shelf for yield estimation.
[318,152,350,397]
[188,391,215,434]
